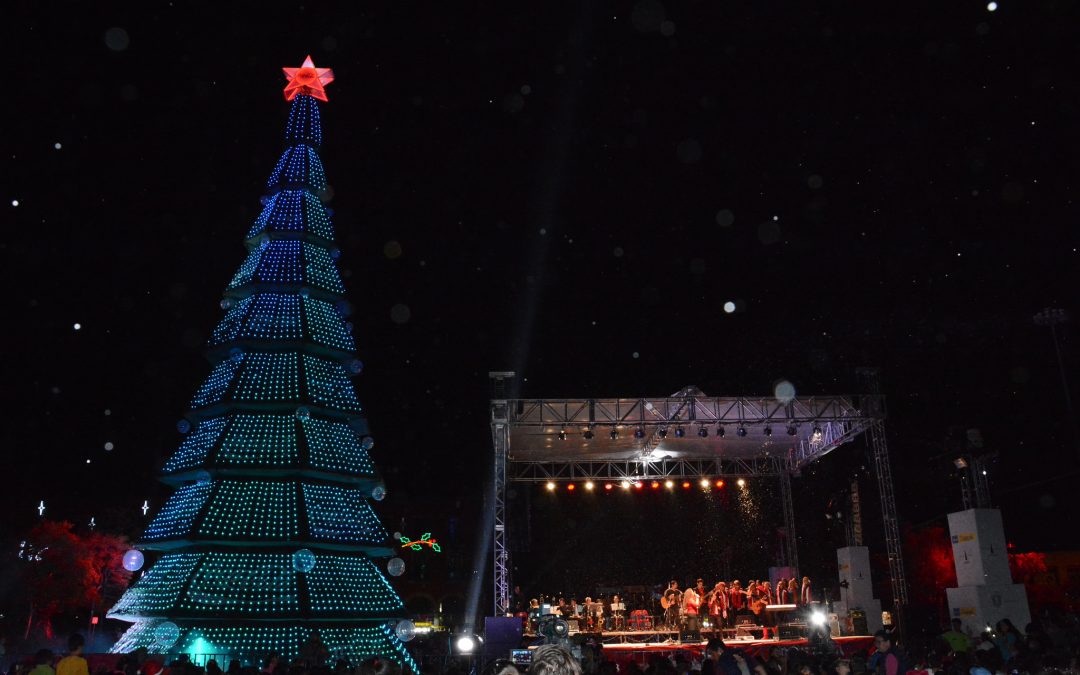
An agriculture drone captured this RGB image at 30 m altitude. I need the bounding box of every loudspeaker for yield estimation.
[778,623,807,640]
[484,616,524,657]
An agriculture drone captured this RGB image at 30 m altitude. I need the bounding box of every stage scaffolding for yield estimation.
[489,372,907,618]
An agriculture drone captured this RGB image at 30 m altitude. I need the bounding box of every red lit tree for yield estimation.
[18,521,131,639]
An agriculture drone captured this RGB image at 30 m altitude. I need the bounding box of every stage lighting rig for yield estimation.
[698,426,708,438]
[583,426,594,440]
[558,426,567,441]
[763,426,773,437]
[674,427,685,438]
[716,424,725,437]
[787,425,798,436]
[657,427,668,439]
[736,425,748,437]
[634,427,645,439]
[610,427,619,440]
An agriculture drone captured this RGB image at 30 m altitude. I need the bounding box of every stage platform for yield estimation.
[597,635,874,668]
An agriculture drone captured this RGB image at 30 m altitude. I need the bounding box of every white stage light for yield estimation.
[455,635,477,654]
[810,610,827,627]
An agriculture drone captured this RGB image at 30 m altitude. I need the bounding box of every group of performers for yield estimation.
[525,576,813,637]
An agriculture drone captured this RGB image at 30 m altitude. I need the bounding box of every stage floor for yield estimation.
[598,635,875,667]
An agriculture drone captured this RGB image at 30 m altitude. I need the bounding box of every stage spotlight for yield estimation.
[787,425,798,436]
[634,481,644,490]
[454,635,478,654]
[610,427,619,440]
[546,482,556,491]
[585,481,595,491]
[664,480,674,489]
[651,481,660,489]
[674,427,685,438]
[716,425,725,437]
[682,481,692,489]
[658,427,668,439]
[736,478,746,488]
[763,426,773,437]
[736,426,748,437]
[605,483,614,491]
[621,480,631,489]
[811,425,823,441]
[558,428,567,441]
[634,427,645,439]
[698,426,708,438]
[584,427,594,440]
[809,610,827,627]
[567,483,576,491]
[699,478,710,488]
[715,479,725,488]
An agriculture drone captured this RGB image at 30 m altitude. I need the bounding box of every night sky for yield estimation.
[5,1,1080,593]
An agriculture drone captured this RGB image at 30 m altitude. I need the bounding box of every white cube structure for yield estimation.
[946,509,1030,633]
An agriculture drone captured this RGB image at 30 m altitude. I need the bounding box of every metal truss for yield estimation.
[868,419,908,606]
[779,469,799,571]
[491,397,512,617]
[507,393,873,428]
[509,456,787,482]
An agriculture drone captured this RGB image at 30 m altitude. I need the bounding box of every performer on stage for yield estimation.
[801,576,813,606]
[787,578,799,606]
[682,586,701,641]
[708,581,729,630]
[729,580,746,616]
[761,580,774,606]
[776,579,787,605]
[610,594,626,631]
[662,580,683,630]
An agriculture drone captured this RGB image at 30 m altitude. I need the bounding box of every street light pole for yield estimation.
[1034,308,1078,456]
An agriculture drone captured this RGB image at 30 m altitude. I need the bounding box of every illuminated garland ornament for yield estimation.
[399,533,442,553]
[108,58,415,669]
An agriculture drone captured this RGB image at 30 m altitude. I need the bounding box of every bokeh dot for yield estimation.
[773,380,796,403]
[104,442,114,451]
[383,240,403,259]
[391,304,411,324]
[715,209,734,227]
[723,301,736,314]
[104,27,130,51]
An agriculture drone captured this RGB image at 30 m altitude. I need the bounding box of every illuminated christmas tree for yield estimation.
[108,57,416,669]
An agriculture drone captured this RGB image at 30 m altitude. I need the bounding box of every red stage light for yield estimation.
[682,481,691,489]
[635,482,644,489]
[91,616,99,625]
[567,483,576,491]
[605,483,614,490]
[651,481,660,489]
[715,480,725,488]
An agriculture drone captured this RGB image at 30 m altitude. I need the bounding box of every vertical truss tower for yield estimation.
[108,59,417,669]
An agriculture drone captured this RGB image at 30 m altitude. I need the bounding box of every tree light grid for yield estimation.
[182,553,299,613]
[303,483,388,543]
[227,240,346,295]
[285,94,322,146]
[197,481,299,539]
[218,414,298,466]
[192,353,244,408]
[248,191,334,242]
[109,554,202,618]
[303,355,362,412]
[306,555,404,614]
[268,145,326,192]
[233,353,301,402]
[144,483,213,540]
[163,417,227,473]
[304,417,376,474]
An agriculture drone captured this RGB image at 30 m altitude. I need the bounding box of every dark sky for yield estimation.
[5,0,1080,590]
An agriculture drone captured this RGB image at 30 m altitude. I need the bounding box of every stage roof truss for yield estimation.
[509,456,786,482]
[489,378,903,619]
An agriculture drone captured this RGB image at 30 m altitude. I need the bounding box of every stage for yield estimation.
[597,635,874,668]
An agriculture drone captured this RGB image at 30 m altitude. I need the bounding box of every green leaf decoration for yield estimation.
[411,544,422,551]
[399,537,410,544]
[432,543,442,553]
[421,533,431,541]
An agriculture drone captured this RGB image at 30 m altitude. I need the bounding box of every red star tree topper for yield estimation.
[283,55,335,101]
